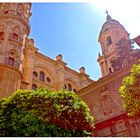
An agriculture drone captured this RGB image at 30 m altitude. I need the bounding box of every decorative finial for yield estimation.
[105,9,108,15]
[79,67,85,74]
[56,54,63,61]
[105,9,112,21]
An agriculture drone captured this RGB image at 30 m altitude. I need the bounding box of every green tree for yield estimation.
[0,88,94,137]
[119,63,140,117]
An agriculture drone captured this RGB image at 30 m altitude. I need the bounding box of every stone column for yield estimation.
[99,61,105,77]
[79,67,89,88]
[55,54,66,90]
[22,38,38,90]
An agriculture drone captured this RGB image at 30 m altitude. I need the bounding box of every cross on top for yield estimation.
[105,10,108,15]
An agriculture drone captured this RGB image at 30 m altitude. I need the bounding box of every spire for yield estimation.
[105,10,112,21]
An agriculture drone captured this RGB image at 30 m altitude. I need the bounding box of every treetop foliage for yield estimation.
[0,88,94,137]
[119,63,140,117]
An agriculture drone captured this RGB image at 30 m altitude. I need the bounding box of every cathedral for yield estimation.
[0,3,140,137]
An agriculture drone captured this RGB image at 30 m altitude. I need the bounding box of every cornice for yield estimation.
[36,52,94,83]
[64,66,94,82]
[36,52,56,65]
[64,66,81,77]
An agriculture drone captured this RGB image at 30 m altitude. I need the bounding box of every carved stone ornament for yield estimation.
[13,26,20,33]
[98,92,119,116]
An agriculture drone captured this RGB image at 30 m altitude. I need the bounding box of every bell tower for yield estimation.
[97,11,129,77]
[0,3,32,97]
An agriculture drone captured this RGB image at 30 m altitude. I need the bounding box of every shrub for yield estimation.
[0,88,94,136]
[119,63,140,117]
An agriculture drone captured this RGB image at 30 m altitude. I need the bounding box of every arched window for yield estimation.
[73,89,77,92]
[46,77,51,83]
[68,84,72,91]
[33,71,38,78]
[7,49,20,68]
[107,36,112,46]
[32,84,37,90]
[39,71,45,82]
[8,57,15,66]
[13,33,18,40]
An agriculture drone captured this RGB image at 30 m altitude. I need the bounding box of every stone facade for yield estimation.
[77,12,140,136]
[0,3,140,137]
[0,3,31,97]
[78,67,140,136]
[0,3,93,97]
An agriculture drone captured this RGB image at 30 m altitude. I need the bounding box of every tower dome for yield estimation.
[100,18,126,35]
[99,11,129,42]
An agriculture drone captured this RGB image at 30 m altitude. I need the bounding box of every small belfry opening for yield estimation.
[107,36,112,46]
[109,67,113,74]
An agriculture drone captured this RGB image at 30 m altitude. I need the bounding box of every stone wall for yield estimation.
[0,65,22,97]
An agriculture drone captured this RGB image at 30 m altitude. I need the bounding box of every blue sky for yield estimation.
[29,1,140,80]
[29,3,103,80]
